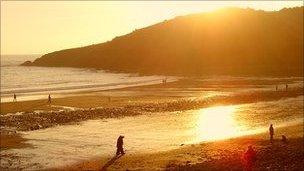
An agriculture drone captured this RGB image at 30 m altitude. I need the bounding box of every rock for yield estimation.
[20,60,32,66]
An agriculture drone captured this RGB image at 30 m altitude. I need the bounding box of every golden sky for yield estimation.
[1,1,303,55]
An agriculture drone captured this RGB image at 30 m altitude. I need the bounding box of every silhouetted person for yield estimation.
[275,85,278,91]
[285,84,288,91]
[162,78,167,84]
[243,145,257,171]
[13,93,17,102]
[48,94,51,103]
[116,135,125,155]
[281,135,288,144]
[269,124,274,143]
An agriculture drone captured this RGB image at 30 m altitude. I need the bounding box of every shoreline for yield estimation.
[1,78,302,133]
[0,77,178,103]
[1,76,302,103]
[1,87,302,132]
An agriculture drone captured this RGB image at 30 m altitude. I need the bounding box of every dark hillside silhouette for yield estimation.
[23,7,303,76]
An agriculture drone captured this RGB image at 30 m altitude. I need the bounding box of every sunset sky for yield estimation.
[1,1,303,55]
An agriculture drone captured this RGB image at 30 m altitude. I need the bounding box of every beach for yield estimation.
[1,2,303,170]
[1,78,303,131]
[1,78,303,170]
[60,124,303,171]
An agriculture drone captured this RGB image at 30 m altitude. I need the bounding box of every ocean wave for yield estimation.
[0,64,19,67]
[0,78,175,95]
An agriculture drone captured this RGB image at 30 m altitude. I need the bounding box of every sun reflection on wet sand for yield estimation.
[1,97,303,169]
[195,105,241,141]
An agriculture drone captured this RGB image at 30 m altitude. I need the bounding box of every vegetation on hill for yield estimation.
[23,7,303,76]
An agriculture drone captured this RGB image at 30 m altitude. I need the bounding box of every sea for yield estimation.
[1,55,175,102]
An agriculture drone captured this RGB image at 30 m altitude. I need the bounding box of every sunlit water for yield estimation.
[2,55,303,103]
[1,55,176,102]
[1,96,302,169]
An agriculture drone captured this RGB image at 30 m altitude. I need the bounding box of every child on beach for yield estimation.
[282,135,288,144]
[243,145,257,171]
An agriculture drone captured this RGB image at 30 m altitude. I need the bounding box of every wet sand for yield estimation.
[2,78,303,115]
[59,124,303,171]
[0,81,303,131]
[0,130,30,150]
[1,78,303,170]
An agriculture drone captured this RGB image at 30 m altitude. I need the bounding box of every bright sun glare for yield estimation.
[196,105,239,141]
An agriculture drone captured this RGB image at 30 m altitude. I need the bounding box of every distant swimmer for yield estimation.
[269,124,274,143]
[13,93,17,102]
[116,135,125,156]
[48,94,51,103]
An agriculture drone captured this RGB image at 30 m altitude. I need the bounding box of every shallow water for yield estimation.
[1,55,176,102]
[2,55,303,103]
[1,96,302,170]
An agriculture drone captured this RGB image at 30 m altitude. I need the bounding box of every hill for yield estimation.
[23,7,304,76]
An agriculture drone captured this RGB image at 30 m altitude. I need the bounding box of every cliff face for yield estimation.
[25,7,303,76]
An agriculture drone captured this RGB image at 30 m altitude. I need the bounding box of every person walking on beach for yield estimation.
[243,145,257,171]
[269,124,274,143]
[116,135,125,156]
[285,84,288,91]
[275,85,278,91]
[13,93,17,102]
[48,94,51,104]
